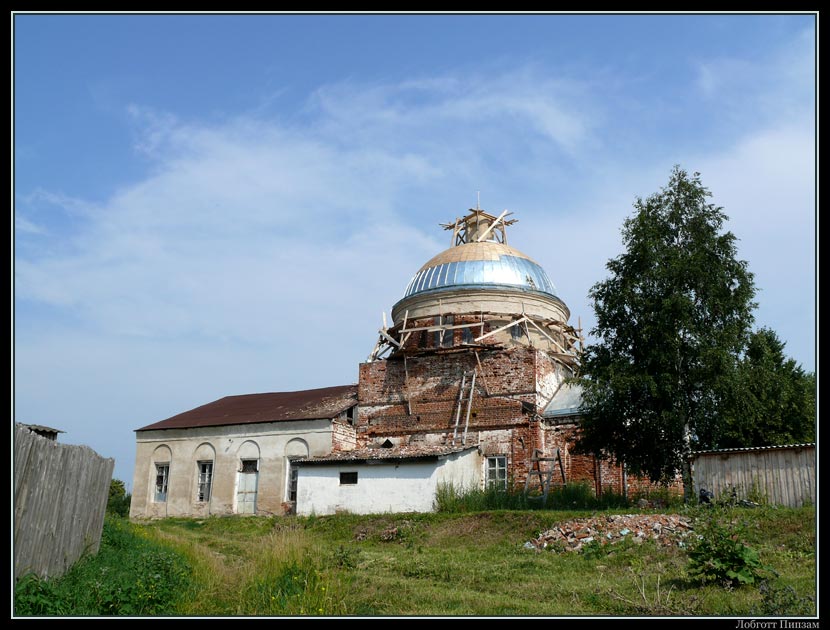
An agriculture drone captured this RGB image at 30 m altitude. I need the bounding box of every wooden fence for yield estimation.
[691,443,815,508]
[14,424,115,580]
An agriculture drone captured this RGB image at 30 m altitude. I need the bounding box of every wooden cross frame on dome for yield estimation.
[366,310,584,366]
[440,207,518,247]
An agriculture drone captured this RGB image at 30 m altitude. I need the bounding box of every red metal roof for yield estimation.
[136,384,357,432]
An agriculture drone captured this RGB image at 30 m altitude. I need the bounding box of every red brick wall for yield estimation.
[395,315,499,353]
[541,422,683,498]
[358,346,555,486]
[358,347,538,433]
[357,342,683,495]
[331,419,357,452]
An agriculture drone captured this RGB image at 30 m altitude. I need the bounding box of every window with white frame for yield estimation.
[197,461,213,502]
[154,463,169,502]
[486,456,507,490]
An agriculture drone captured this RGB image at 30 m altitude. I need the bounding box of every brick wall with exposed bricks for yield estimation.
[357,341,681,495]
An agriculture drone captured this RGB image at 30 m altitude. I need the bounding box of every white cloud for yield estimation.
[16,68,603,349]
[694,26,815,124]
[309,71,596,155]
[14,215,44,234]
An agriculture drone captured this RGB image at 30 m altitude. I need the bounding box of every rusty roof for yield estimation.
[293,444,478,465]
[19,423,65,434]
[136,384,357,432]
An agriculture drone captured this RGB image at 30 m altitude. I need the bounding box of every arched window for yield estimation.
[151,445,172,502]
[193,443,216,503]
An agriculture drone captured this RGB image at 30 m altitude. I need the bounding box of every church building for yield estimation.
[130,208,631,518]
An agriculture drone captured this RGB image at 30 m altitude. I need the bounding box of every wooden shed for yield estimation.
[691,443,815,507]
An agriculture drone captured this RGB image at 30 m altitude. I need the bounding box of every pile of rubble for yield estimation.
[526,513,694,553]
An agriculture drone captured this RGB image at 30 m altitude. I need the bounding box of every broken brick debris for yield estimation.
[526,513,694,553]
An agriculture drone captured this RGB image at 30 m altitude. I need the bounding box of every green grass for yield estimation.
[15,506,816,617]
[14,516,192,615]
[436,481,638,512]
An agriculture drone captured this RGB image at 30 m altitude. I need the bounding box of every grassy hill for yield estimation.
[14,506,816,617]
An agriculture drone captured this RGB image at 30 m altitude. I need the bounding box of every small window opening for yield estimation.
[340,471,358,485]
[511,322,524,341]
[443,315,454,347]
[240,459,258,473]
[288,466,299,502]
[433,316,442,347]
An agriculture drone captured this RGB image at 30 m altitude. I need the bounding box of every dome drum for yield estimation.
[391,286,569,328]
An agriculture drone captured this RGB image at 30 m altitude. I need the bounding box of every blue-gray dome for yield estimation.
[402,242,558,299]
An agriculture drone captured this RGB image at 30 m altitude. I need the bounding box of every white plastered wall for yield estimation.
[295,448,482,516]
[130,419,331,518]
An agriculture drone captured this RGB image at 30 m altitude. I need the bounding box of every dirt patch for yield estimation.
[353,518,415,542]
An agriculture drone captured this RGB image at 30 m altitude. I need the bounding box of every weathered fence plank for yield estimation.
[691,444,815,508]
[13,425,115,580]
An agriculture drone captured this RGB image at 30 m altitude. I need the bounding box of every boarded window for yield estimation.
[154,463,169,502]
[487,456,507,490]
[340,471,358,485]
[197,461,213,502]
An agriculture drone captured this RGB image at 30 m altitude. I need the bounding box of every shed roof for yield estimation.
[19,423,65,434]
[292,444,478,465]
[691,443,815,456]
[136,384,357,432]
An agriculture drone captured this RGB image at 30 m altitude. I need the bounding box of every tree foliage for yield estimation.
[107,479,132,518]
[718,328,815,448]
[576,166,757,484]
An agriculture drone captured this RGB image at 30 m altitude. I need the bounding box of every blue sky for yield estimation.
[13,14,816,489]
